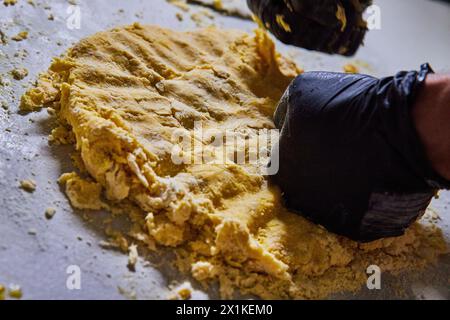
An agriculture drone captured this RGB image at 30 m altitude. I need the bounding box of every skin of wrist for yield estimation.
[411,74,450,181]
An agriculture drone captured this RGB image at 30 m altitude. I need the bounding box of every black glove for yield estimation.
[271,63,450,242]
[247,0,372,56]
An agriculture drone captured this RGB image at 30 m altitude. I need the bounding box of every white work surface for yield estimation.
[0,0,449,299]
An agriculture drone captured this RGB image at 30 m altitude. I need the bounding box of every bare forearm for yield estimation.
[412,74,450,180]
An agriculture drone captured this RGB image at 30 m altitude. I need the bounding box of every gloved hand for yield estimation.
[247,0,372,56]
[271,63,450,242]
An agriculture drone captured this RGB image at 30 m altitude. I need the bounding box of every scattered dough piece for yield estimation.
[213,0,222,9]
[169,283,193,300]
[343,63,359,73]
[276,14,291,32]
[20,179,36,192]
[177,287,192,300]
[1,99,8,110]
[336,3,347,31]
[0,284,5,300]
[0,76,11,86]
[0,30,7,44]
[45,207,56,219]
[11,31,28,41]
[0,284,5,301]
[127,244,138,271]
[3,0,17,6]
[175,12,183,21]
[11,67,28,80]
[167,0,189,12]
[0,75,7,86]
[8,284,22,299]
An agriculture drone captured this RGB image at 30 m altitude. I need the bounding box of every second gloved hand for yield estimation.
[247,0,372,56]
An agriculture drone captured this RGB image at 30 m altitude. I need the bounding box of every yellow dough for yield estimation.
[22,23,447,299]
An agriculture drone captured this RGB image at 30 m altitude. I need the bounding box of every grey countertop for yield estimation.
[0,0,449,300]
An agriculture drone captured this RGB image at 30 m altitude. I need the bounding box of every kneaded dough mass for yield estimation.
[22,24,447,299]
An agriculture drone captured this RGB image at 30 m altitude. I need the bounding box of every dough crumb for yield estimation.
[167,0,190,12]
[20,179,36,192]
[175,12,183,21]
[177,287,192,300]
[8,284,22,299]
[45,207,56,219]
[0,75,10,87]
[11,31,28,42]
[0,284,5,300]
[11,67,28,80]
[213,0,222,10]
[117,286,137,300]
[276,14,291,32]
[0,30,8,44]
[3,0,17,6]
[127,244,138,271]
[169,283,193,300]
[343,63,359,73]
[0,99,8,110]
